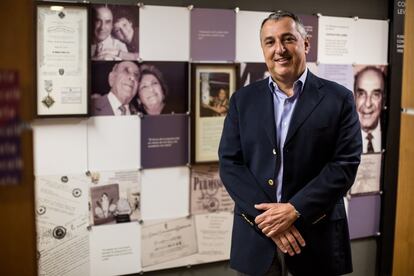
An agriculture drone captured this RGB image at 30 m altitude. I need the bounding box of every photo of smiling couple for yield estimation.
[90,61,188,117]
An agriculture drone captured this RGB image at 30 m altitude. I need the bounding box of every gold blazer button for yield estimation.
[268,179,274,186]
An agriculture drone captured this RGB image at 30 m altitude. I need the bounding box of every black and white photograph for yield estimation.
[353,65,387,153]
[90,183,119,225]
[138,61,188,115]
[91,4,139,61]
[90,60,140,116]
[91,61,188,116]
[88,170,141,225]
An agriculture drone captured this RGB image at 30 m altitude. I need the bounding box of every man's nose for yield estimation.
[364,95,373,107]
[275,40,286,55]
[128,74,138,81]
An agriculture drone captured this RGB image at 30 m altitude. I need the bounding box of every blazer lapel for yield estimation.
[257,79,277,148]
[285,72,326,146]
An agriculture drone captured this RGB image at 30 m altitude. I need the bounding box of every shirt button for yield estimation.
[272,149,277,155]
[268,179,274,186]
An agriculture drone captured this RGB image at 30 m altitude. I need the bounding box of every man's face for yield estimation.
[355,69,384,132]
[94,7,113,42]
[109,61,140,105]
[260,17,309,84]
[113,17,134,44]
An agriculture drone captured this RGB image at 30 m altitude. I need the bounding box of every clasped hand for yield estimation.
[254,203,306,256]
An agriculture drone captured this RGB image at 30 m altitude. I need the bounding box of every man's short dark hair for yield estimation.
[260,10,307,38]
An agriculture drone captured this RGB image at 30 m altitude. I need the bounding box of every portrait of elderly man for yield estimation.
[92,61,140,116]
[91,5,128,61]
[354,65,386,153]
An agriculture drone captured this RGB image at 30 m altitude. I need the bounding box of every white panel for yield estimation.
[236,10,270,62]
[140,5,190,61]
[33,118,88,176]
[354,19,389,65]
[87,116,140,171]
[141,166,190,220]
[318,64,354,91]
[317,16,356,64]
[90,223,142,276]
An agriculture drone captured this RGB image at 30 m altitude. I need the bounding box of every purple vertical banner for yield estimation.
[299,15,318,62]
[141,114,188,168]
[190,8,236,61]
[348,194,381,239]
[0,70,23,185]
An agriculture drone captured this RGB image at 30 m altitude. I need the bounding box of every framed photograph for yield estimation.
[36,2,89,117]
[190,63,238,163]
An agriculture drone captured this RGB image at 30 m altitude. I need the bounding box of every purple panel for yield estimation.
[299,15,318,62]
[190,8,236,61]
[348,194,381,239]
[0,70,22,186]
[141,114,188,169]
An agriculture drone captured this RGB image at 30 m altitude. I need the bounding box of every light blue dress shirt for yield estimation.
[268,68,308,202]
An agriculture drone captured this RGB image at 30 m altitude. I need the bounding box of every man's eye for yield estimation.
[283,37,295,43]
[373,91,382,99]
[356,90,365,97]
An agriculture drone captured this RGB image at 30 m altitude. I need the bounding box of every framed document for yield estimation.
[36,2,89,117]
[190,63,238,163]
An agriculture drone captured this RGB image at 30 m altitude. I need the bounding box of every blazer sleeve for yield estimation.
[219,92,271,220]
[289,90,362,224]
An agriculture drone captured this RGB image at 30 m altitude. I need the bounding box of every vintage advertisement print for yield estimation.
[190,165,234,215]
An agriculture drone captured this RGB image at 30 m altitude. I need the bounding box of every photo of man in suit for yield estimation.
[219,11,362,276]
[354,66,386,153]
[92,61,140,116]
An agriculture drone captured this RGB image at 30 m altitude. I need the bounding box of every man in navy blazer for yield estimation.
[219,11,362,275]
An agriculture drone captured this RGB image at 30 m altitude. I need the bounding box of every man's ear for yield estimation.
[304,37,310,54]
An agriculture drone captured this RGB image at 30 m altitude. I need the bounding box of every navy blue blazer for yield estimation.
[219,71,362,275]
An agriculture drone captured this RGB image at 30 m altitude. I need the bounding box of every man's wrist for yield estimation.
[288,202,301,220]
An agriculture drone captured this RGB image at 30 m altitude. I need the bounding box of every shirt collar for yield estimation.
[108,91,130,115]
[268,67,308,97]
